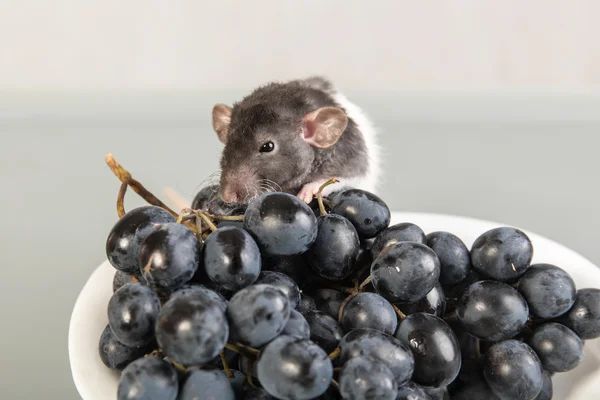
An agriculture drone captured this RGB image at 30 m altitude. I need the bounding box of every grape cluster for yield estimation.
[100,184,600,400]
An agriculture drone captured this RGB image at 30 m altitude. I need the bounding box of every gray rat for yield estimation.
[212,76,380,204]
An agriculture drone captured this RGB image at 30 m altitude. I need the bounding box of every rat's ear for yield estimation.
[212,104,232,144]
[302,107,348,148]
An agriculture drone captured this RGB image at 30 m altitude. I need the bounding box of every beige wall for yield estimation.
[2,0,599,92]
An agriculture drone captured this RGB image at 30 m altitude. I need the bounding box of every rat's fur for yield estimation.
[219,77,379,201]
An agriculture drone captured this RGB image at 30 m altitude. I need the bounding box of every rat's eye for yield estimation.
[260,141,275,153]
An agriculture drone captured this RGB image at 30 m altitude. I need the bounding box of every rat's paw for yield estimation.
[297,180,330,203]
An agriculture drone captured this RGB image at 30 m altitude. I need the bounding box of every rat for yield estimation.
[211,76,380,204]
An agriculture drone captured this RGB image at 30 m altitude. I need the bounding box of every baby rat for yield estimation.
[212,76,380,204]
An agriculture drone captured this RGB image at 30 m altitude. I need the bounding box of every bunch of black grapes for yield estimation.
[101,184,600,400]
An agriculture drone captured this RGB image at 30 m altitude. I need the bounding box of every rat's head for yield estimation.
[212,100,347,204]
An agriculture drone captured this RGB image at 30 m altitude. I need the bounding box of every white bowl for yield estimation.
[69,212,600,400]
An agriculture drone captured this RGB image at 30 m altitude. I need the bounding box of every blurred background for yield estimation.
[1,1,600,398]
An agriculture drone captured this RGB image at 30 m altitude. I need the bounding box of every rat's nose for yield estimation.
[221,186,241,203]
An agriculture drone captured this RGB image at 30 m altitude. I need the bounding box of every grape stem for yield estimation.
[117,182,128,218]
[315,178,339,216]
[331,379,340,392]
[220,350,233,379]
[328,347,341,360]
[358,275,372,291]
[225,342,260,359]
[196,211,218,232]
[168,358,187,373]
[105,153,178,218]
[392,304,407,320]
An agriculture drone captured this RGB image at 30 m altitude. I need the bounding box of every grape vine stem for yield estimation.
[315,178,339,216]
[392,304,407,320]
[117,182,128,218]
[328,347,341,360]
[225,342,260,359]
[331,379,340,392]
[220,350,233,379]
[105,153,178,218]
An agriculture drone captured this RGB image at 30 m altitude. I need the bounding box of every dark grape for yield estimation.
[113,270,133,293]
[204,226,261,291]
[371,242,440,304]
[297,293,316,315]
[98,325,153,371]
[483,340,543,400]
[227,284,290,347]
[341,292,397,334]
[178,368,235,400]
[339,356,397,400]
[229,369,245,399]
[329,188,391,239]
[238,355,257,377]
[517,263,576,319]
[470,227,533,282]
[282,309,310,339]
[256,335,333,400]
[534,371,553,400]
[106,206,175,274]
[398,282,446,318]
[305,310,344,353]
[339,328,414,386]
[312,288,346,319]
[426,231,471,285]
[528,322,584,372]
[443,269,483,314]
[559,288,600,339]
[457,280,528,341]
[395,381,433,400]
[395,313,461,388]
[444,317,482,386]
[306,214,360,280]
[169,283,227,312]
[217,220,245,229]
[117,356,178,400]
[108,283,161,347]
[450,378,500,400]
[244,192,318,256]
[254,271,301,309]
[422,386,449,400]
[262,254,306,285]
[139,223,200,291]
[155,293,228,365]
[370,222,426,258]
[191,184,220,210]
[192,184,246,216]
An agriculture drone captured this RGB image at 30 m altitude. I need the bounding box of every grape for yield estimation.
[339,356,397,400]
[312,288,346,319]
[329,188,391,239]
[254,271,301,309]
[169,283,227,312]
[98,325,153,371]
[282,309,310,339]
[262,254,306,285]
[192,184,246,216]
[227,284,290,347]
[106,206,175,274]
[217,220,245,229]
[178,368,235,400]
[139,223,200,291]
[370,222,426,258]
[244,192,318,256]
[450,378,500,400]
[483,340,543,400]
[371,242,441,304]
[398,282,446,318]
[238,355,257,377]
[422,386,449,400]
[297,293,316,315]
[306,214,360,280]
[517,263,576,319]
[305,310,344,353]
[341,292,397,334]
[534,371,553,400]
[426,231,471,285]
[528,322,584,372]
[228,369,246,398]
[108,283,161,347]
[395,381,433,400]
[444,317,482,386]
[339,328,414,386]
[457,280,528,341]
[117,356,178,400]
[243,383,276,400]
[256,335,333,400]
[203,226,261,291]
[559,288,600,339]
[470,227,533,282]
[113,270,133,293]
[395,313,461,388]
[191,184,220,210]
[443,269,483,314]
[155,293,228,365]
